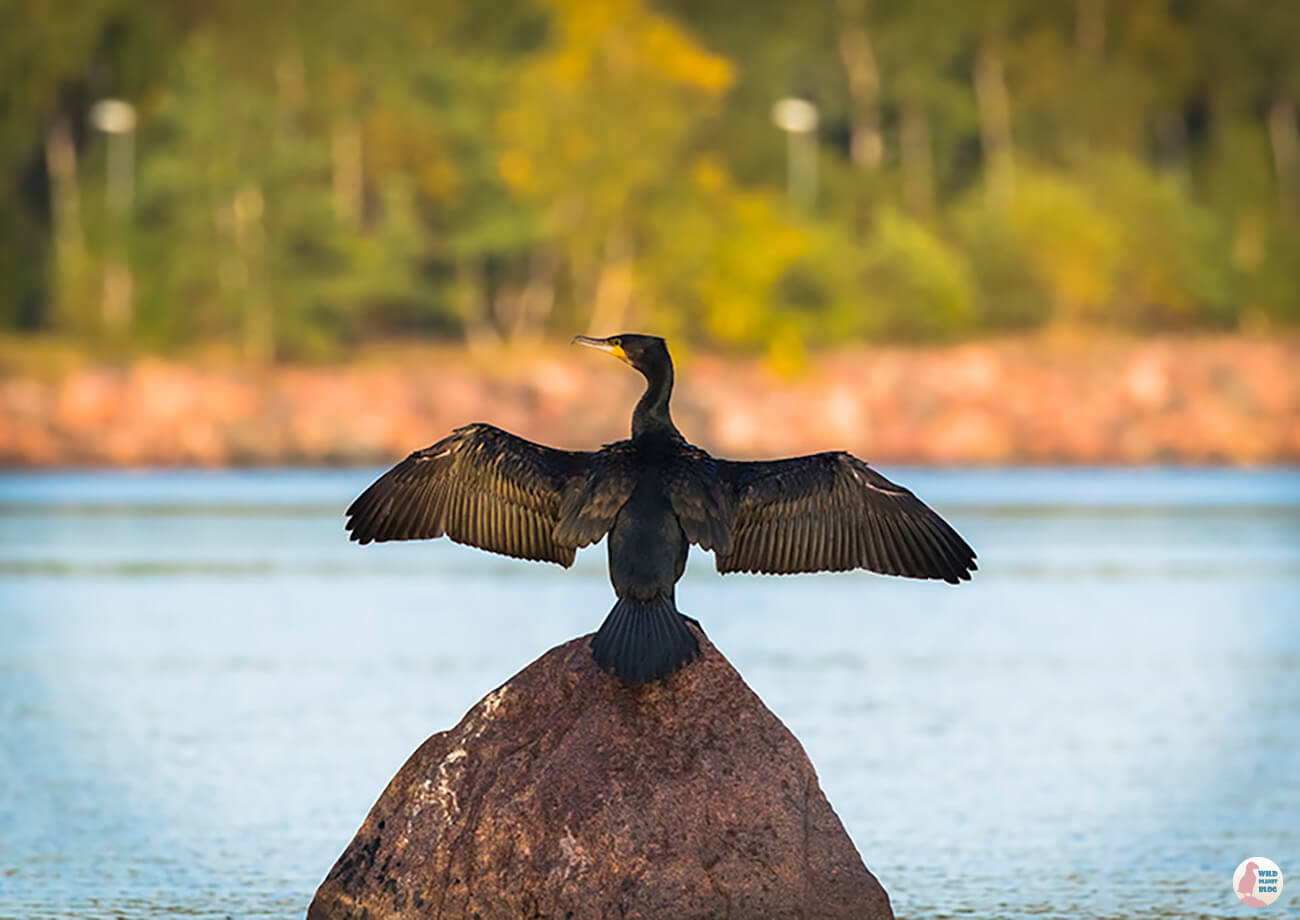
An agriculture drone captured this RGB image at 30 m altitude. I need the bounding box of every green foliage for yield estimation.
[1,0,1298,359]
[859,210,975,341]
[956,160,1237,333]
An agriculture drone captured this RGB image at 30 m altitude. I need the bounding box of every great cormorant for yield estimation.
[346,334,976,684]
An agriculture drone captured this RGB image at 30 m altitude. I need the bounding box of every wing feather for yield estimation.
[715,452,976,582]
[553,441,636,548]
[662,443,734,555]
[345,423,591,566]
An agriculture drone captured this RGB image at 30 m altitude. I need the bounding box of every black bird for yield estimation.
[345,334,976,684]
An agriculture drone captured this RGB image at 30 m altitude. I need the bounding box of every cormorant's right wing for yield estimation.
[346,423,594,566]
[714,452,976,583]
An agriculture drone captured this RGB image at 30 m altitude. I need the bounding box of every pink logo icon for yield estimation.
[1233,857,1283,908]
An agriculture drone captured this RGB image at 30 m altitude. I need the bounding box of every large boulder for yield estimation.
[309,632,892,920]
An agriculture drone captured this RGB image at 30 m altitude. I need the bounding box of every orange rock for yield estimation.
[1,336,1297,466]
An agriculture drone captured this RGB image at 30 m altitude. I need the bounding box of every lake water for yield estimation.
[1,467,1297,919]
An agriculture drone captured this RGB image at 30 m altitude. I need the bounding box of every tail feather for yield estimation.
[591,595,700,685]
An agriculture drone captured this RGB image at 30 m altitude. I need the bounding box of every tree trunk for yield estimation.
[1268,95,1299,226]
[331,116,365,228]
[1075,0,1105,60]
[456,257,501,352]
[275,52,307,146]
[1073,0,1106,154]
[100,261,134,337]
[835,0,883,171]
[974,40,1015,210]
[44,115,87,329]
[509,249,557,344]
[900,95,933,216]
[1155,110,1188,171]
[232,184,273,365]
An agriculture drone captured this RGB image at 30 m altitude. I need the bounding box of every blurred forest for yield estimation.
[4,0,1299,364]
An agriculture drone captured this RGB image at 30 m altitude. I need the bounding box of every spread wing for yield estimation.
[553,441,636,549]
[715,453,976,582]
[345,423,592,566]
[664,443,733,555]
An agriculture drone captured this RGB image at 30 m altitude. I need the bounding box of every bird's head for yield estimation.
[572,333,671,379]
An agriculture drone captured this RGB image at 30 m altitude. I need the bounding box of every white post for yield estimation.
[772,97,820,212]
[89,99,137,335]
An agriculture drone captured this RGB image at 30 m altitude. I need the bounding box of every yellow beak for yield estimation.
[572,335,628,363]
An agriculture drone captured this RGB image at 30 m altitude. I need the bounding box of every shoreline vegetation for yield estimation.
[2,334,1295,468]
[8,3,1299,370]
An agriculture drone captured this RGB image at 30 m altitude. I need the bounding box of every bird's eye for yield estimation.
[610,337,621,346]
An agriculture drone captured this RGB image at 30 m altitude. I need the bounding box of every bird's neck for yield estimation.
[632,362,678,438]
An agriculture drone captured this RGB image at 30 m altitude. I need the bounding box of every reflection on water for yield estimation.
[1,468,1297,919]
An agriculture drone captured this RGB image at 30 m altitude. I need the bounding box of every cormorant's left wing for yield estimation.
[714,453,976,582]
[346,423,592,566]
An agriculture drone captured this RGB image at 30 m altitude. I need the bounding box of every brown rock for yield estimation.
[309,634,892,920]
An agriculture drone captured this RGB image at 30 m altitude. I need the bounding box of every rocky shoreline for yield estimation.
[1,336,1296,467]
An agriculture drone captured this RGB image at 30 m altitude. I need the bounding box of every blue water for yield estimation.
[1,468,1297,919]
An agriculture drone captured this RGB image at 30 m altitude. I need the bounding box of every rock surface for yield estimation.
[308,633,892,920]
